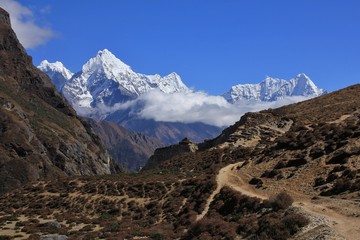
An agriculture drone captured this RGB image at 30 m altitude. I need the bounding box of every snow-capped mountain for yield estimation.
[38,49,222,144]
[223,73,326,103]
[39,50,327,144]
[38,60,73,91]
[61,49,188,110]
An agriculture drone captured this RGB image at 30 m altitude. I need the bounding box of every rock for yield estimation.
[41,234,68,240]
[41,221,61,229]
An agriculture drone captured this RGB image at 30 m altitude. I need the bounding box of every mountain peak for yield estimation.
[37,60,73,91]
[296,73,309,79]
[38,60,73,80]
[290,73,325,96]
[97,48,112,56]
[82,49,132,77]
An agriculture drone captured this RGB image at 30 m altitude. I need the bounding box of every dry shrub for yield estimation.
[267,192,293,211]
[237,214,259,234]
[261,169,280,178]
[282,212,309,234]
[313,177,326,187]
[256,211,308,240]
[213,187,262,218]
[321,178,352,196]
[183,217,237,240]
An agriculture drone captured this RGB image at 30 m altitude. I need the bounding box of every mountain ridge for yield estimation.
[223,73,326,103]
[60,49,188,112]
[87,119,163,172]
[39,51,325,144]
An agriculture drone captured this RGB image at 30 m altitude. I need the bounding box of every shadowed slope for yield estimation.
[0,8,120,194]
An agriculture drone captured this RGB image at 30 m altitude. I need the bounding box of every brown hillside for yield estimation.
[143,84,360,239]
[2,84,359,239]
[0,8,120,195]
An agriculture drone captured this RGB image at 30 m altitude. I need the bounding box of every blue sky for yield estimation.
[2,0,360,95]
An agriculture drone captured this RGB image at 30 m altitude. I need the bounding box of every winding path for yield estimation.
[196,162,360,240]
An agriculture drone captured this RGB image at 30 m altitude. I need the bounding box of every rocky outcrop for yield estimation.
[0,8,120,194]
[143,138,198,170]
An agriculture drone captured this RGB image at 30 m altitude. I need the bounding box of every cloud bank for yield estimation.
[90,90,313,128]
[0,0,55,48]
[135,91,312,127]
[136,90,241,127]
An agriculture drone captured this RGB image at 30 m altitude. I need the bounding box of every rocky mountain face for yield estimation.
[87,119,163,172]
[0,8,120,194]
[223,73,326,103]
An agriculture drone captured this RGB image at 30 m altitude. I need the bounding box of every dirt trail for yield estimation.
[196,162,263,221]
[195,164,232,221]
[196,162,360,240]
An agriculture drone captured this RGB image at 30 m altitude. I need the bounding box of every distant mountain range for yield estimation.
[38,50,326,108]
[223,73,326,103]
[39,49,188,110]
[38,49,327,170]
[38,50,222,145]
[87,119,163,172]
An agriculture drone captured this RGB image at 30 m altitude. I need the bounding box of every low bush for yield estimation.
[321,178,352,196]
[183,217,238,240]
[267,192,293,211]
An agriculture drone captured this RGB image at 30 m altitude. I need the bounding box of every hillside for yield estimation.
[0,8,120,195]
[146,84,360,238]
[1,79,359,239]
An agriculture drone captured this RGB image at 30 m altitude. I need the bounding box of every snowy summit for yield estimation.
[50,49,189,110]
[223,73,326,103]
[38,60,73,91]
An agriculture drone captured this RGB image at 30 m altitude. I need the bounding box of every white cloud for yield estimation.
[91,90,314,128]
[0,0,55,48]
[136,90,242,127]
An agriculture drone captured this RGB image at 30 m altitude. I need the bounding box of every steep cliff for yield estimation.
[0,8,120,194]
